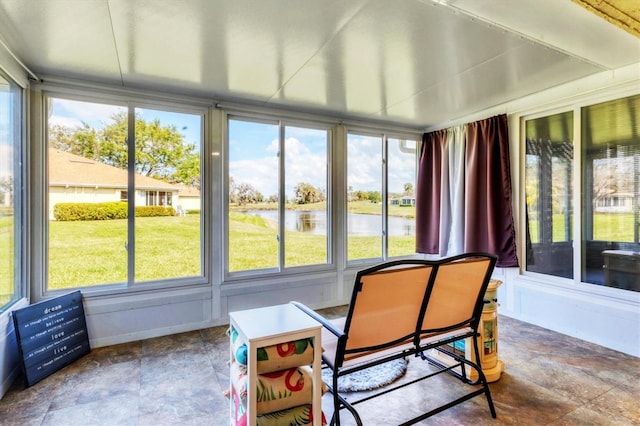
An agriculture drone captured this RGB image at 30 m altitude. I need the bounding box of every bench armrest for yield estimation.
[290,301,346,339]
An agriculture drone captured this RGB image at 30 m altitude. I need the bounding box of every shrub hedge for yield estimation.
[136,205,176,217]
[54,202,176,221]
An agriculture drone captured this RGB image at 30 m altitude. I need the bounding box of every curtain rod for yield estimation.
[0,37,41,82]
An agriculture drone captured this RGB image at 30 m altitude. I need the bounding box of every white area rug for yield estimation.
[322,358,409,392]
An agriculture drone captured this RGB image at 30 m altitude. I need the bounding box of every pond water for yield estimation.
[242,210,415,237]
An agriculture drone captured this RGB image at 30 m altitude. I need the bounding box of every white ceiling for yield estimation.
[0,0,638,128]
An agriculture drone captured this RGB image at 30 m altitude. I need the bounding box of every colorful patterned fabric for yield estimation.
[230,361,313,414]
[228,327,315,374]
[228,327,248,365]
[231,398,325,426]
[230,384,247,426]
[257,404,327,426]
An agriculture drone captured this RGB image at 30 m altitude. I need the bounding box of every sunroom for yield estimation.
[0,0,638,423]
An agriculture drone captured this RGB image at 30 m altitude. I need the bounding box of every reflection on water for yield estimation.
[297,212,320,233]
[242,210,415,237]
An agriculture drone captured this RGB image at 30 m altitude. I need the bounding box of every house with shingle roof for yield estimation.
[48,149,200,219]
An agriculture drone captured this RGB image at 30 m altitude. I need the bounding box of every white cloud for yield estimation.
[387,144,417,193]
[231,136,330,198]
[49,98,125,129]
[347,135,417,193]
[231,156,279,197]
[48,115,84,128]
[347,136,382,191]
[284,137,327,196]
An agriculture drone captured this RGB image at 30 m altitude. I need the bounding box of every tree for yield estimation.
[48,112,200,186]
[294,182,325,204]
[0,177,12,206]
[404,182,413,195]
[174,152,201,189]
[235,183,263,205]
[367,191,382,203]
[49,123,100,159]
[229,177,264,205]
[351,190,367,201]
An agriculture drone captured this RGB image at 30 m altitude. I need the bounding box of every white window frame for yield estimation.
[345,128,421,266]
[224,113,334,279]
[34,88,209,301]
[0,67,26,314]
[520,89,640,294]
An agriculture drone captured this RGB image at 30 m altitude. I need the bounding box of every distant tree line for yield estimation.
[347,182,414,203]
[229,178,326,206]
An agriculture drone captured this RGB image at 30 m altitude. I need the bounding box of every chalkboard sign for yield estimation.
[12,291,91,387]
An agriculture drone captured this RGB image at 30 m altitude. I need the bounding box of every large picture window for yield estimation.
[47,97,203,290]
[347,132,417,262]
[0,70,23,312]
[525,94,639,292]
[227,117,329,274]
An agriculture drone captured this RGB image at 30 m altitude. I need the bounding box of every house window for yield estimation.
[47,98,203,290]
[347,132,417,261]
[0,70,23,312]
[145,191,157,206]
[525,94,639,292]
[142,191,172,206]
[227,117,330,273]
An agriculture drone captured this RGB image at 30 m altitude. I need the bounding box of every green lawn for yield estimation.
[44,207,418,288]
[528,213,636,243]
[347,235,416,260]
[48,216,202,289]
[0,216,14,305]
[18,209,635,292]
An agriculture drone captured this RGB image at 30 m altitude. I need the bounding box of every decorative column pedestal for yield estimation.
[430,279,504,382]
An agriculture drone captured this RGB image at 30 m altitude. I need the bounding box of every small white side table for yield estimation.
[229,303,323,425]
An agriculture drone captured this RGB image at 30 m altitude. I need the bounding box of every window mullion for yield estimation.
[278,121,285,270]
[573,105,582,285]
[127,104,135,286]
[382,135,388,260]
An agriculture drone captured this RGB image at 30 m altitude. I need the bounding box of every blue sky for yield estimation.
[48,99,201,149]
[228,119,330,198]
[49,98,417,197]
[0,89,16,179]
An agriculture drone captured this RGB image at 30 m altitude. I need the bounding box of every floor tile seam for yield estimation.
[578,381,622,407]
[140,341,208,358]
[139,347,210,362]
[137,339,224,389]
[0,405,49,426]
[196,330,226,369]
[545,405,591,426]
[581,384,640,422]
[596,375,640,392]
[41,399,55,425]
[504,359,621,403]
[42,392,142,423]
[67,356,143,378]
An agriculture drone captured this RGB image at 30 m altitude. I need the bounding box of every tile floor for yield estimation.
[0,306,638,425]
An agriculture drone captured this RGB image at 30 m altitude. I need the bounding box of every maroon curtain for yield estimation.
[415,130,445,254]
[416,115,519,268]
